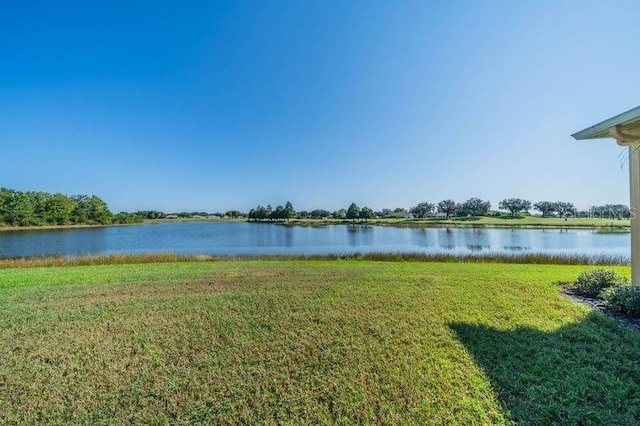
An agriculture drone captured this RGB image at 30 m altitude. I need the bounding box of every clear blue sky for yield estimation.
[2,1,640,213]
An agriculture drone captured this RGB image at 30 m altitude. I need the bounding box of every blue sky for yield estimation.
[2,1,640,213]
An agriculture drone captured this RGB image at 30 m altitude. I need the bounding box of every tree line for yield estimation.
[0,188,142,226]
[291,198,630,220]
[0,187,630,229]
[248,202,295,221]
[185,198,633,222]
[248,202,378,222]
[405,198,630,219]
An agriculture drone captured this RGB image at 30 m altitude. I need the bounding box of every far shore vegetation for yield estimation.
[0,187,631,230]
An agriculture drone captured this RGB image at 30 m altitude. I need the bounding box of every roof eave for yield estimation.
[572,105,640,140]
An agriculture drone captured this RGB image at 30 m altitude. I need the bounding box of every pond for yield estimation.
[0,222,630,259]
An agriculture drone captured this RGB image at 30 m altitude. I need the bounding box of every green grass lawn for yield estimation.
[0,260,639,424]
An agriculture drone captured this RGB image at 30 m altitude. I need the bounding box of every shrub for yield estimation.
[602,285,640,318]
[573,269,628,297]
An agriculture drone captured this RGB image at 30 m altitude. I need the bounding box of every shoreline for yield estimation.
[281,221,630,231]
[281,217,631,230]
[0,218,630,232]
[0,223,117,233]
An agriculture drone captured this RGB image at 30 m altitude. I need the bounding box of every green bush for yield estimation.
[602,285,640,318]
[573,269,627,297]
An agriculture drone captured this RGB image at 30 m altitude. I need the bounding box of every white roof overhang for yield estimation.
[572,105,640,141]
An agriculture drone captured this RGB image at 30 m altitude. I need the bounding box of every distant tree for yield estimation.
[135,210,165,220]
[71,195,91,223]
[498,198,532,216]
[459,198,491,217]
[6,191,37,226]
[248,205,268,221]
[88,195,112,224]
[346,203,361,222]
[332,209,347,219]
[44,193,75,225]
[225,210,243,219]
[393,207,406,213]
[533,201,556,217]
[72,195,112,224]
[437,199,458,219]
[284,201,295,221]
[310,209,331,219]
[379,208,393,218]
[410,202,435,219]
[359,206,375,222]
[590,204,630,219]
[0,188,13,224]
[112,212,144,224]
[295,210,310,219]
[554,201,574,218]
[29,191,49,225]
[610,204,630,219]
[269,205,283,220]
[0,188,116,227]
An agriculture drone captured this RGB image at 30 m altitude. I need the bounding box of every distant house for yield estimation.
[165,214,178,219]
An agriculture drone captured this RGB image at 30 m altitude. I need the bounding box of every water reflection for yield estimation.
[284,226,293,247]
[346,225,374,247]
[0,222,631,259]
[440,228,457,250]
[502,245,531,252]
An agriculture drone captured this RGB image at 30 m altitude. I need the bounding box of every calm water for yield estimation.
[0,222,630,259]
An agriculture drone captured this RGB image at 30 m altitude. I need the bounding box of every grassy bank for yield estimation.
[0,260,638,423]
[287,216,630,229]
[0,251,629,269]
[0,223,113,232]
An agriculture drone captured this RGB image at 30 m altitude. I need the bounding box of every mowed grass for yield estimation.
[0,261,639,424]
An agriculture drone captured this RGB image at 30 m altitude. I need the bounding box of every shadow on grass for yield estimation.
[449,313,640,424]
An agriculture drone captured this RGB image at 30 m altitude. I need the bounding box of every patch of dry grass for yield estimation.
[0,251,627,270]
